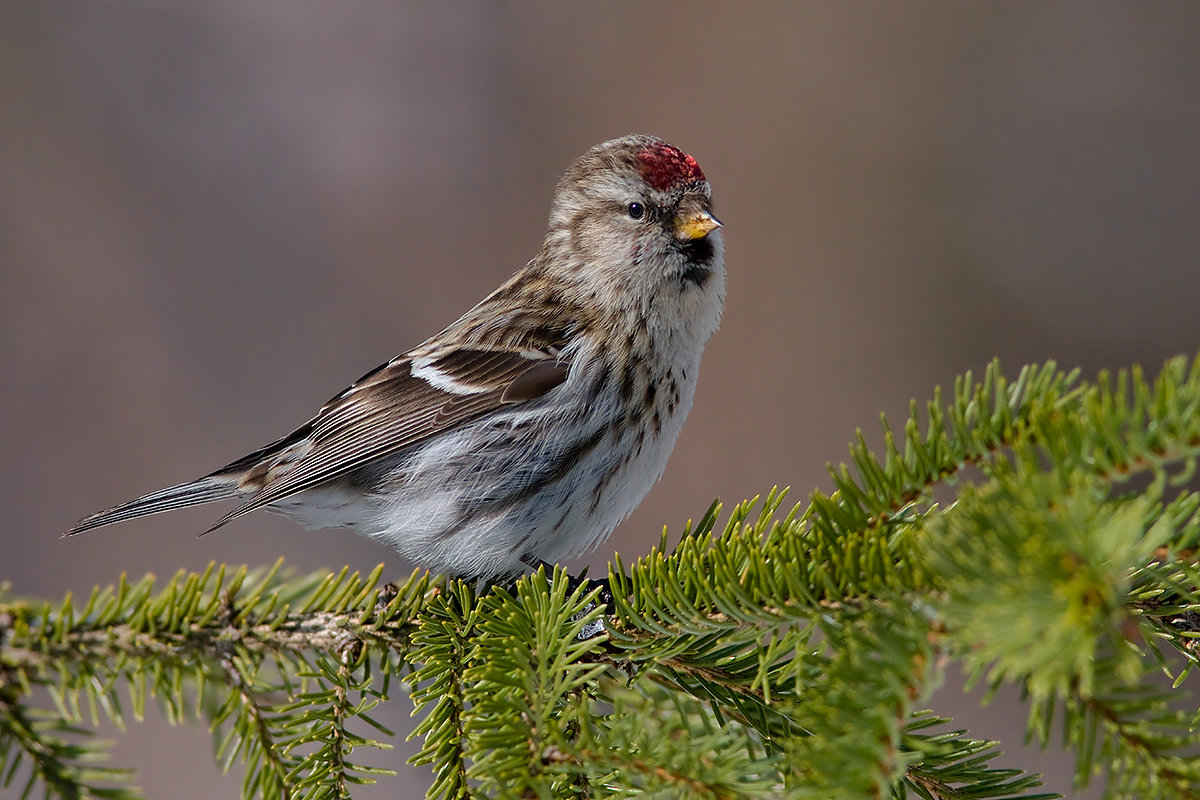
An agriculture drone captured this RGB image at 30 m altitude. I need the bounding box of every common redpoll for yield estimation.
[66,134,725,581]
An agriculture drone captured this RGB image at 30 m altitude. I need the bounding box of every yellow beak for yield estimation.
[674,210,722,241]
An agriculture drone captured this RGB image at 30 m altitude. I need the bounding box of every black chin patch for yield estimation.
[677,236,715,287]
[681,235,714,265]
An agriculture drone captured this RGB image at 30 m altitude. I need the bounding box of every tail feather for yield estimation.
[64,478,239,536]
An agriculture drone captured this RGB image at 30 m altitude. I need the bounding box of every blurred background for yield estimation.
[3,2,1199,797]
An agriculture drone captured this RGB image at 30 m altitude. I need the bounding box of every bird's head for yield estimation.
[544,135,724,304]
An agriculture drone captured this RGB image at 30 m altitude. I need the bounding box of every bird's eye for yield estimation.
[627,202,645,220]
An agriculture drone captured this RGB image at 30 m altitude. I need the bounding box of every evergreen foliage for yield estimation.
[5,354,1200,798]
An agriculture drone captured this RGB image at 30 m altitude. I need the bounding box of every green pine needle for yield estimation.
[7,353,1200,798]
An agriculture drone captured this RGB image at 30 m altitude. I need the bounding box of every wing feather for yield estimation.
[203,348,568,532]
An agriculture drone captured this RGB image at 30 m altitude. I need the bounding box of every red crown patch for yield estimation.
[636,143,706,192]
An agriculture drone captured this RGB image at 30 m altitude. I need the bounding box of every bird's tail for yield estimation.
[63,477,240,537]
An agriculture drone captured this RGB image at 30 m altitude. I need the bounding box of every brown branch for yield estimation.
[221,652,293,800]
[0,607,421,674]
[543,744,723,798]
[1082,693,1200,797]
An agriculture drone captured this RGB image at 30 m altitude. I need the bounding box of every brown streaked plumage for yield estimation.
[66,134,724,580]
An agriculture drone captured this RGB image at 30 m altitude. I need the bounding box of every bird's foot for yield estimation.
[519,559,613,639]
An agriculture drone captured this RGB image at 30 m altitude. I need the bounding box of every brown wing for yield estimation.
[202,348,567,532]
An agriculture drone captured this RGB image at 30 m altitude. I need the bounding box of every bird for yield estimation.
[65,134,725,582]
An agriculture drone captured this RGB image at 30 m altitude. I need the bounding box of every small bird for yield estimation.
[66,134,725,581]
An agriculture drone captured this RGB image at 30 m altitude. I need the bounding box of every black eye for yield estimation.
[627,202,645,220]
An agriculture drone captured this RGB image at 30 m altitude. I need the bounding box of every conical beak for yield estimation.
[674,209,722,241]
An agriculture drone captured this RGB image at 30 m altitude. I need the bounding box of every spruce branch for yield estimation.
[7,354,1200,797]
[0,683,139,800]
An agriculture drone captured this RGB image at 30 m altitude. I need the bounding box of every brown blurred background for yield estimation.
[3,2,1199,797]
